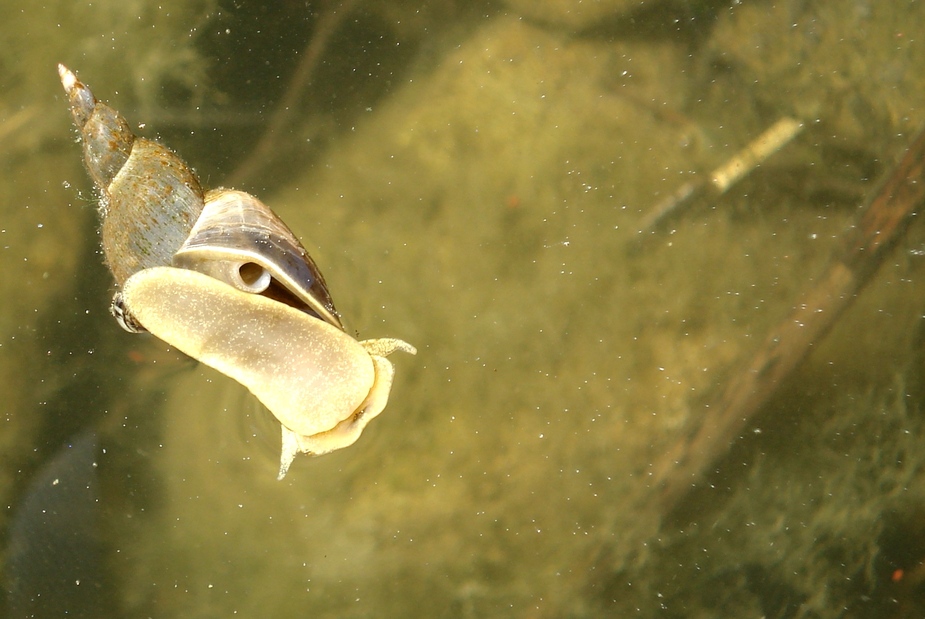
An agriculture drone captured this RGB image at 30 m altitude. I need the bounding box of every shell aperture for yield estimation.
[174,189,342,329]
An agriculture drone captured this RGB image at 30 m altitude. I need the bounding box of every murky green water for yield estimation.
[4,1,925,617]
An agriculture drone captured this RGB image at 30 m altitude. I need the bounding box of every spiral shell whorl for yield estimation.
[103,139,204,284]
[81,104,135,192]
[60,64,134,190]
[59,64,205,285]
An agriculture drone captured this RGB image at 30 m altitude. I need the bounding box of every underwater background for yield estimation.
[3,1,925,616]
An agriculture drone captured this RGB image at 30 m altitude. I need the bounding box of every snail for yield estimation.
[58,64,416,479]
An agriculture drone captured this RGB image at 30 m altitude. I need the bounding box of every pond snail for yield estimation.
[58,64,415,479]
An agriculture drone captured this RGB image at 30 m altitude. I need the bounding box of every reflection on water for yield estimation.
[5,1,925,617]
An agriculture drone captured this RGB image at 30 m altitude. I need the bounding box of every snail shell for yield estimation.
[59,64,415,477]
[58,64,340,328]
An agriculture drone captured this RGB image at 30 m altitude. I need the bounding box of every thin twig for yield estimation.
[633,117,804,243]
[225,0,361,189]
[0,107,40,144]
[650,126,925,515]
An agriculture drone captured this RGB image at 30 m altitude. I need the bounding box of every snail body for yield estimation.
[117,267,415,478]
[59,64,415,478]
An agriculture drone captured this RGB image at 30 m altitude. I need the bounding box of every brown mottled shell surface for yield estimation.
[102,140,204,285]
[60,64,205,286]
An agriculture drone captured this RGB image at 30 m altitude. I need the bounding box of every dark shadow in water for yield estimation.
[5,430,115,618]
